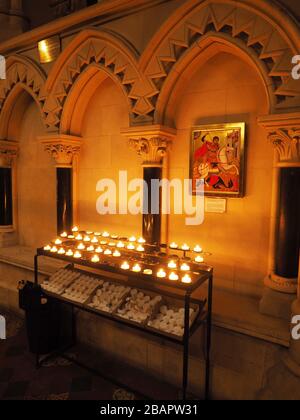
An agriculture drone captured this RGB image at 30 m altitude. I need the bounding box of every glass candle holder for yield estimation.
[138,238,146,244]
[170,242,178,249]
[181,244,190,251]
[194,245,203,253]
[157,269,167,278]
[95,247,103,254]
[91,255,100,263]
[137,245,145,252]
[121,262,130,270]
[129,236,137,242]
[44,245,51,251]
[169,272,179,281]
[132,264,142,273]
[87,245,95,252]
[113,250,121,258]
[77,243,85,250]
[60,232,68,238]
[74,251,82,259]
[182,274,192,284]
[104,249,112,256]
[66,250,74,257]
[54,238,62,245]
[58,248,65,255]
[117,241,125,248]
[195,256,204,263]
[168,260,177,269]
[181,263,190,271]
[144,269,153,275]
[51,246,58,253]
[102,232,110,238]
[127,243,135,250]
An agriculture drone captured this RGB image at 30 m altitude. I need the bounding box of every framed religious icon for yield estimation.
[190,122,246,197]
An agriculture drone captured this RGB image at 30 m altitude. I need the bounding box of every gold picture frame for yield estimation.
[190,123,246,197]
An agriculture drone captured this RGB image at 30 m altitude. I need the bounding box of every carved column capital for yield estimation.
[258,113,300,166]
[39,135,82,167]
[0,140,19,167]
[121,125,176,167]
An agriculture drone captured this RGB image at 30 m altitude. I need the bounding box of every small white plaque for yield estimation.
[205,198,227,214]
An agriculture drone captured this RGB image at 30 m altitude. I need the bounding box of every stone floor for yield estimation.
[0,310,137,400]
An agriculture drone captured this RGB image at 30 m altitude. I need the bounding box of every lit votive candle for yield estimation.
[60,232,68,238]
[138,237,146,244]
[86,231,93,235]
[76,234,83,241]
[102,232,110,238]
[87,245,95,252]
[51,246,58,253]
[194,245,203,253]
[72,226,79,233]
[113,250,121,258]
[170,242,178,249]
[77,243,85,250]
[100,241,107,245]
[83,235,91,242]
[91,237,99,244]
[44,245,51,251]
[195,256,204,263]
[66,250,74,257]
[182,274,192,284]
[121,262,130,270]
[129,236,136,242]
[68,235,75,239]
[54,238,62,245]
[127,243,135,250]
[168,260,177,269]
[144,269,153,275]
[132,264,142,273]
[169,272,179,281]
[74,251,82,259]
[181,244,190,251]
[111,235,118,239]
[95,247,103,254]
[104,249,112,256]
[94,232,101,236]
[137,245,145,252]
[91,255,100,263]
[157,269,167,278]
[181,263,190,271]
[108,242,116,247]
[117,241,125,248]
[58,248,65,255]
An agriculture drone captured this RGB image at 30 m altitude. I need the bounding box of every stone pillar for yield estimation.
[258,114,300,320]
[39,135,82,235]
[0,0,28,42]
[0,140,18,246]
[122,126,176,245]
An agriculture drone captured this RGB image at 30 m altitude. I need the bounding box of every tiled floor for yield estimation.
[0,310,136,400]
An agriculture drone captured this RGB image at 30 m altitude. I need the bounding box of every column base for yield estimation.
[259,287,296,321]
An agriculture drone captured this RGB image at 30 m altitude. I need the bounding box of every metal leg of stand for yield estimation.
[205,275,213,400]
[34,254,39,285]
[182,294,191,400]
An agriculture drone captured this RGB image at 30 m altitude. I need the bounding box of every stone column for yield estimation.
[0,140,18,246]
[39,135,82,235]
[122,126,176,245]
[0,0,28,42]
[258,113,300,320]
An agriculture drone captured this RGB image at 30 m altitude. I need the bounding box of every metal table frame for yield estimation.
[34,250,213,400]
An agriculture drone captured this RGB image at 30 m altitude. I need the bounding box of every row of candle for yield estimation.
[43,246,194,284]
[45,243,204,264]
[59,227,204,255]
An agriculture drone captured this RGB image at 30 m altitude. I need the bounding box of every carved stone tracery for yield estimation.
[0,140,18,167]
[40,135,82,166]
[122,126,176,167]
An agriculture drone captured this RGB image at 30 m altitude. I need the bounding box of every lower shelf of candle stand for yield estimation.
[43,289,207,346]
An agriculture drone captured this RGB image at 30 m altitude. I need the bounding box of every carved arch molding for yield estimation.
[0,0,300,133]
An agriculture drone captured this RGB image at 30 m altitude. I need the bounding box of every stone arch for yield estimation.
[44,28,156,131]
[0,55,47,138]
[157,34,273,126]
[140,0,300,124]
